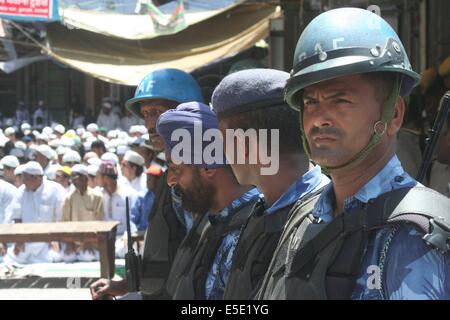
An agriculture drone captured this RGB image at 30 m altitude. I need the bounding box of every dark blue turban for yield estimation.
[156,102,227,168]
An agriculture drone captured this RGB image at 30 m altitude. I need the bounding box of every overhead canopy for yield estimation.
[59,0,245,40]
[46,3,278,85]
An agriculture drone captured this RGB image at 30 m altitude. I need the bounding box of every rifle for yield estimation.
[416,91,450,183]
[125,196,141,292]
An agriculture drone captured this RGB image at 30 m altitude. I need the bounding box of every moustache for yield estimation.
[307,127,344,139]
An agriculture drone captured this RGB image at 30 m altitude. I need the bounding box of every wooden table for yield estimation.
[0,221,119,279]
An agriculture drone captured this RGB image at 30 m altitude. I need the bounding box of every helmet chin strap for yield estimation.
[300,75,402,174]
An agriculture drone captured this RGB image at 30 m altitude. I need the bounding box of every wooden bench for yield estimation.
[0,221,119,279]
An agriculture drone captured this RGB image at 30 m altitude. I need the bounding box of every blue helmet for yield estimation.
[125,68,204,118]
[285,7,421,110]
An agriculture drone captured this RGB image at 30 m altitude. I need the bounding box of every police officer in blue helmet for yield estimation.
[258,7,450,300]
[90,68,204,300]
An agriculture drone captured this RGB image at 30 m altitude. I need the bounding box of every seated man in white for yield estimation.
[3,161,66,265]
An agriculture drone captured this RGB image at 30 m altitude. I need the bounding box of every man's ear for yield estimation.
[387,96,405,136]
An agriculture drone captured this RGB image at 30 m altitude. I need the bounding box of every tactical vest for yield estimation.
[140,171,187,299]
[257,187,450,300]
[165,199,257,300]
[222,188,324,300]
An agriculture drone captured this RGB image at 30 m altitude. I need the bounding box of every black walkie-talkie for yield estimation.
[125,197,140,292]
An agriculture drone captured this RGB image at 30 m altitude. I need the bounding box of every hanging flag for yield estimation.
[0,0,59,22]
[144,0,186,35]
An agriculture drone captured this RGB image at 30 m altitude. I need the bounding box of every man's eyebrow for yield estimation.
[303,91,350,100]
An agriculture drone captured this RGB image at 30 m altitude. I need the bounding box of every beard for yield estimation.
[174,169,215,215]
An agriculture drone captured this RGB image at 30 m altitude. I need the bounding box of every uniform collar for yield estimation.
[265,166,329,215]
[313,155,418,222]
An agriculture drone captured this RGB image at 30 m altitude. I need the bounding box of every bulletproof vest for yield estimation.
[140,171,187,299]
[257,187,450,300]
[222,189,323,300]
[166,198,257,300]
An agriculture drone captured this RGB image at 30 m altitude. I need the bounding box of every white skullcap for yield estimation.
[101,152,119,165]
[116,145,130,155]
[87,164,99,177]
[48,140,59,150]
[59,136,75,147]
[123,150,145,167]
[87,123,98,133]
[43,126,53,136]
[76,127,86,136]
[1,155,20,168]
[83,141,91,151]
[14,164,25,175]
[21,123,31,131]
[5,127,15,136]
[82,131,93,140]
[36,144,54,160]
[36,133,49,142]
[62,150,81,164]
[71,164,88,176]
[87,157,102,166]
[14,141,27,151]
[54,124,66,134]
[56,146,69,156]
[83,151,98,162]
[23,161,44,176]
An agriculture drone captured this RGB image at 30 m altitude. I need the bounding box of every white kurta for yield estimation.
[3,180,66,264]
[0,180,16,224]
[123,173,147,193]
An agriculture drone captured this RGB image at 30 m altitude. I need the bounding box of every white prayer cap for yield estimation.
[83,151,98,162]
[59,136,75,147]
[54,124,66,135]
[23,161,44,176]
[76,127,86,136]
[101,152,119,165]
[43,126,53,136]
[1,155,20,168]
[14,141,27,151]
[116,145,130,156]
[62,150,81,164]
[87,123,98,133]
[87,157,102,166]
[36,144,54,160]
[123,150,145,167]
[83,141,91,151]
[56,146,69,156]
[82,131,93,140]
[87,164,99,177]
[21,123,31,132]
[71,164,88,176]
[36,133,49,142]
[4,127,15,136]
[14,164,25,175]
[48,139,59,148]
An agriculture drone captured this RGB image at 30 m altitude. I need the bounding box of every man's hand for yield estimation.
[90,278,127,300]
[13,242,24,255]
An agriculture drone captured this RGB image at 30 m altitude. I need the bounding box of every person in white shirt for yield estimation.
[1,155,20,186]
[121,109,143,132]
[120,150,147,193]
[98,160,137,258]
[3,162,66,265]
[34,144,59,179]
[97,102,121,132]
